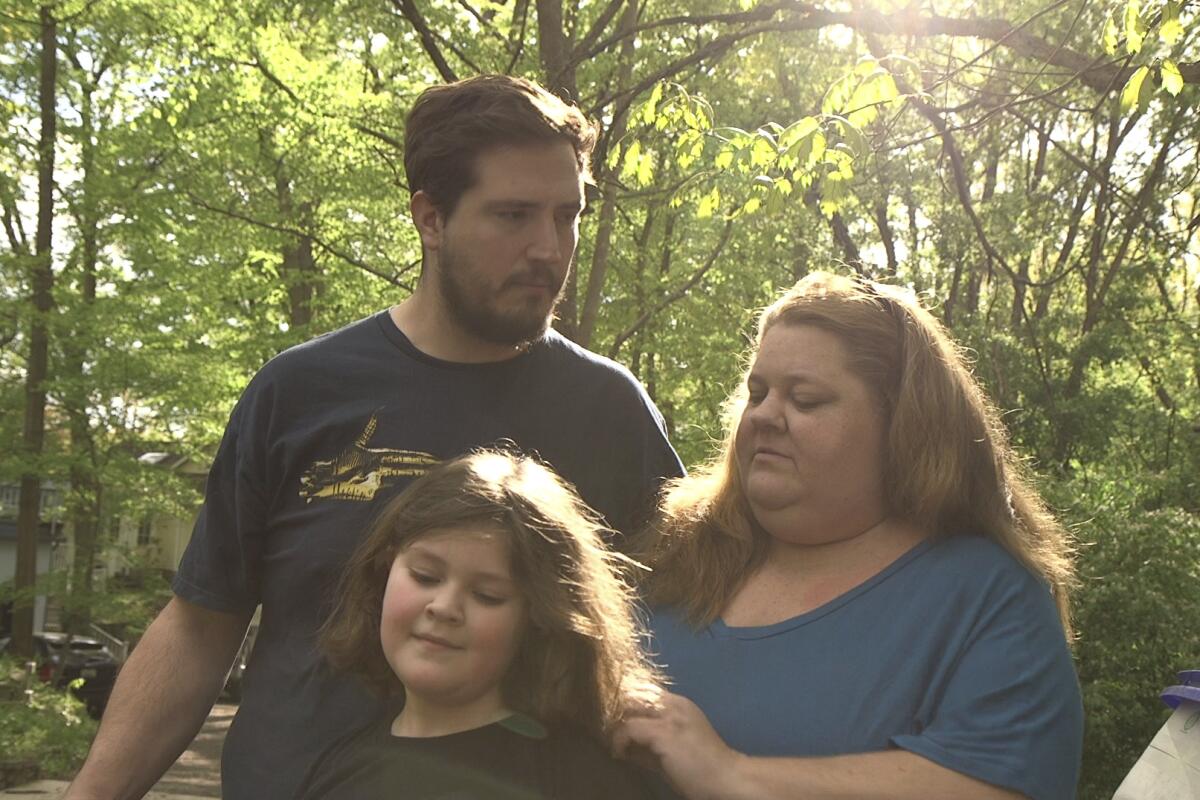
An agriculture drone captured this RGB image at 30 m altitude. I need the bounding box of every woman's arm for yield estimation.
[616,693,1025,800]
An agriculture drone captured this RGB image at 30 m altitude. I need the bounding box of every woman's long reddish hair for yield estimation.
[642,271,1076,637]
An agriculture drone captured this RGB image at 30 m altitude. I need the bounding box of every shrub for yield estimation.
[0,657,97,787]
[1069,505,1200,799]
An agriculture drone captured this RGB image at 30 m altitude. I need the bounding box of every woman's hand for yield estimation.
[615,691,744,800]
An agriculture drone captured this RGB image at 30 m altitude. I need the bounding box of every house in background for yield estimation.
[0,484,67,636]
[1,453,208,638]
[100,452,208,577]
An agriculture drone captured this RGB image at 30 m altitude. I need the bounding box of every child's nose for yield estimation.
[426,587,464,622]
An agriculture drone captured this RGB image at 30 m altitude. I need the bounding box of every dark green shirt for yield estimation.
[294,713,670,800]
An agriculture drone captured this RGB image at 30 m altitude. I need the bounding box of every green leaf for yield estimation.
[836,117,869,158]
[1124,0,1146,54]
[853,58,879,78]
[676,130,704,169]
[820,73,855,116]
[765,185,787,215]
[620,140,642,180]
[846,79,881,128]
[714,148,735,170]
[818,174,847,218]
[807,130,827,168]
[1160,1,1184,45]
[696,187,721,219]
[779,116,819,150]
[606,141,622,172]
[1103,14,1119,56]
[642,82,664,126]
[1160,60,1183,96]
[636,152,654,187]
[750,135,776,168]
[1120,65,1151,112]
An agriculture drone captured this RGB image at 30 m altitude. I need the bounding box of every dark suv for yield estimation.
[0,632,120,718]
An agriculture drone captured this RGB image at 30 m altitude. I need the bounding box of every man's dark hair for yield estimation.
[403,75,597,216]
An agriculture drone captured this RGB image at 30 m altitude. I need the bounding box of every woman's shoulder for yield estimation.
[921,533,1044,586]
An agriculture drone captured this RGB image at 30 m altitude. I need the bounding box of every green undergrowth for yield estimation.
[0,657,97,787]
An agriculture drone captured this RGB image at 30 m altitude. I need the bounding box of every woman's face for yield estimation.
[735,323,889,546]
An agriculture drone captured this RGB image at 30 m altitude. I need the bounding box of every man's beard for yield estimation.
[437,246,567,347]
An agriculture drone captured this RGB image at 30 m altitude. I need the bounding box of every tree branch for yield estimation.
[608,219,734,358]
[573,0,628,61]
[582,1,1199,100]
[182,191,416,290]
[392,0,459,82]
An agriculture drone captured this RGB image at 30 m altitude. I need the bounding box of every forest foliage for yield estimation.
[1,0,1198,795]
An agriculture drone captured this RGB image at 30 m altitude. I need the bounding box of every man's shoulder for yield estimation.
[244,312,385,388]
[266,312,384,369]
[536,329,642,386]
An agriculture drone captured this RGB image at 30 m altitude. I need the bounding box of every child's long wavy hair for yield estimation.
[321,448,661,742]
[642,271,1076,638]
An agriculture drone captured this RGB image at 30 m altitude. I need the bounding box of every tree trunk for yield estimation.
[63,77,101,636]
[263,129,319,328]
[535,0,577,100]
[576,0,638,348]
[13,4,58,657]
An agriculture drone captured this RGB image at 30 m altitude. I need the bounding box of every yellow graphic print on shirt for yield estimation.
[298,413,438,503]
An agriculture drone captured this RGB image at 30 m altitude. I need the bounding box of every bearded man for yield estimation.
[65,75,682,800]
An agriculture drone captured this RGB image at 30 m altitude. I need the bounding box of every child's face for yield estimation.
[380,525,526,719]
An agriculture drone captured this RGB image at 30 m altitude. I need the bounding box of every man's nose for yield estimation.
[526,214,563,263]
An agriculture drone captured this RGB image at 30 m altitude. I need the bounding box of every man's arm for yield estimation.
[64,596,252,800]
[617,693,1025,800]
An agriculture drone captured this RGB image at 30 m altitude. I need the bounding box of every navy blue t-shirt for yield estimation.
[173,311,683,800]
[649,535,1083,800]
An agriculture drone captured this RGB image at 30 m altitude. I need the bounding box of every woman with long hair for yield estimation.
[620,271,1082,800]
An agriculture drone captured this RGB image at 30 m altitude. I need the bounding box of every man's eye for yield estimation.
[792,398,827,410]
[497,210,526,221]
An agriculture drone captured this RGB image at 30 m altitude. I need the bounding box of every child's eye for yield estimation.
[409,570,439,586]
[474,592,508,606]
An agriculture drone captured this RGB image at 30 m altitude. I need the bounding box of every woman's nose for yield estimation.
[746,393,785,430]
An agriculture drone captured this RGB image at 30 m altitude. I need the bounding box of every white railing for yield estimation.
[88,623,129,663]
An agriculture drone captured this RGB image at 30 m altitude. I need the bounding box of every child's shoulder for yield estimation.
[540,726,675,800]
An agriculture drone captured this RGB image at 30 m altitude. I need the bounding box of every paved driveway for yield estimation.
[150,701,234,797]
[1,702,233,800]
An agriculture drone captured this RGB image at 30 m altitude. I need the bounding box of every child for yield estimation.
[295,449,670,799]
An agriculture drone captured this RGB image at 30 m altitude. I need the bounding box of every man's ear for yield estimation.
[410,191,444,251]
